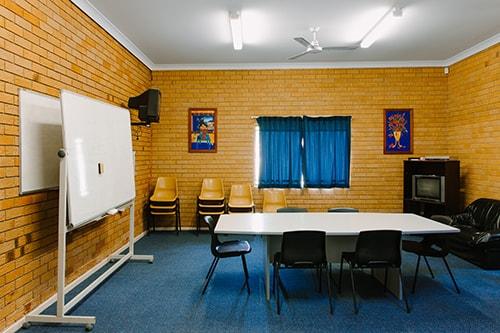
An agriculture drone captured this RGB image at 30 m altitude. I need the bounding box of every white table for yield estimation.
[215,212,459,301]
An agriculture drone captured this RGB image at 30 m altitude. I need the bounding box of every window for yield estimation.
[256,117,303,188]
[256,116,351,188]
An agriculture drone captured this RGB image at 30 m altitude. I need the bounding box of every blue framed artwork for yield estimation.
[188,108,217,153]
[384,109,413,154]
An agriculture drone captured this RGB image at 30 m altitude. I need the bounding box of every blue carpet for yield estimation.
[21,232,500,333]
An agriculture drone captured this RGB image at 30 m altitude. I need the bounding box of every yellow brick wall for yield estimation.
[447,44,500,205]
[1,0,497,329]
[151,68,449,228]
[0,0,152,329]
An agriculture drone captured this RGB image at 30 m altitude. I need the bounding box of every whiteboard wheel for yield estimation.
[85,324,94,331]
[22,322,31,329]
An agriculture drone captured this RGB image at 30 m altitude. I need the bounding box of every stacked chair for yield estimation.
[262,190,287,213]
[149,177,181,234]
[197,178,225,234]
[227,184,255,213]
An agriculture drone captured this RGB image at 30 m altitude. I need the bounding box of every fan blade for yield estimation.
[294,37,313,48]
[322,45,359,51]
[288,50,311,60]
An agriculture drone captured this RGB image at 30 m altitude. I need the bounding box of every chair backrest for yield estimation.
[354,230,402,268]
[328,207,359,213]
[150,177,178,201]
[280,231,326,266]
[199,178,224,200]
[229,184,254,206]
[277,207,308,213]
[204,216,221,256]
[262,190,287,212]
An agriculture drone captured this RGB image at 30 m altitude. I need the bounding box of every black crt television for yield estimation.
[412,174,445,203]
[128,89,161,124]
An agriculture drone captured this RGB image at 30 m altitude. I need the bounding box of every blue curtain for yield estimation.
[257,117,303,188]
[303,116,351,188]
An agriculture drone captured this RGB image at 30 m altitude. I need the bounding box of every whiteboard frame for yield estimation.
[19,88,62,194]
[60,90,136,229]
[25,98,154,330]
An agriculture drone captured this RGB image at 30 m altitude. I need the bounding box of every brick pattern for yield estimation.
[151,68,449,228]
[0,0,151,329]
[1,0,497,329]
[448,44,500,205]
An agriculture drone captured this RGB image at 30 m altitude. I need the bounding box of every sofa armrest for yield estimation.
[472,230,500,245]
[431,215,454,225]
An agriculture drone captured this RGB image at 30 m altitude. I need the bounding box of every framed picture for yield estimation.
[384,108,413,154]
[188,108,217,153]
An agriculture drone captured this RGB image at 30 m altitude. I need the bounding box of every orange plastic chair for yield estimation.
[228,184,255,213]
[197,178,225,234]
[149,177,180,234]
[262,190,287,213]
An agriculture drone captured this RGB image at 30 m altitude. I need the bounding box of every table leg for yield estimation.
[263,235,270,301]
[372,268,402,299]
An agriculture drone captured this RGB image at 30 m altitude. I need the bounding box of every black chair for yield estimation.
[339,230,410,314]
[201,216,251,295]
[402,236,460,294]
[328,207,359,213]
[277,207,308,213]
[273,231,333,315]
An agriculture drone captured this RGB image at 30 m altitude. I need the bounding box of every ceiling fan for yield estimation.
[288,27,358,60]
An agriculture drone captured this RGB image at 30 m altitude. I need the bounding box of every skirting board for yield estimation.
[151,226,200,231]
[3,230,148,333]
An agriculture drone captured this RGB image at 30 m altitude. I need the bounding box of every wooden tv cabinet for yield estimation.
[403,160,460,217]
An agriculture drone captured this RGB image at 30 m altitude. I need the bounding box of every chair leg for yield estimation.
[442,257,460,294]
[325,264,333,315]
[176,199,181,235]
[349,263,358,314]
[398,268,411,313]
[202,257,219,295]
[384,267,388,293]
[423,256,434,278]
[412,255,421,294]
[196,200,200,236]
[318,266,322,293]
[241,255,251,295]
[204,257,217,280]
[338,257,344,294]
[276,265,281,315]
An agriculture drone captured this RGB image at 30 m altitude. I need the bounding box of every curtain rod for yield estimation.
[250,115,351,119]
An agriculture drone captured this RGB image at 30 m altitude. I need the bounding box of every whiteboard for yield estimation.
[19,89,62,194]
[60,90,135,229]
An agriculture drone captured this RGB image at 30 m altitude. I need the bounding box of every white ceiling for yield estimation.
[77,0,500,69]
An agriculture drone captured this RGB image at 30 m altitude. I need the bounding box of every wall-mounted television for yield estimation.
[412,175,445,203]
[128,89,161,124]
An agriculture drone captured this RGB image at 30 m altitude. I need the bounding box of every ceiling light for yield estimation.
[360,5,403,48]
[229,11,243,50]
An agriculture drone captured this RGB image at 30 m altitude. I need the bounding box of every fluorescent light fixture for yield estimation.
[360,6,403,48]
[229,11,243,50]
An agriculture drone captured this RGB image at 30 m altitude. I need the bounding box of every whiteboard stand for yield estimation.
[25,150,154,331]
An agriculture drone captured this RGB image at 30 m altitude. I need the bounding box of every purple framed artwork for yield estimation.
[188,108,217,153]
[384,109,413,154]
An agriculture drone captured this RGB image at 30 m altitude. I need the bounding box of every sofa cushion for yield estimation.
[464,198,500,231]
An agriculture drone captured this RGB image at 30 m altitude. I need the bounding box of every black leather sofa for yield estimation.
[432,198,500,269]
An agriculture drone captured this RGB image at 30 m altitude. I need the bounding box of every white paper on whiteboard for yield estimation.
[19,89,62,194]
